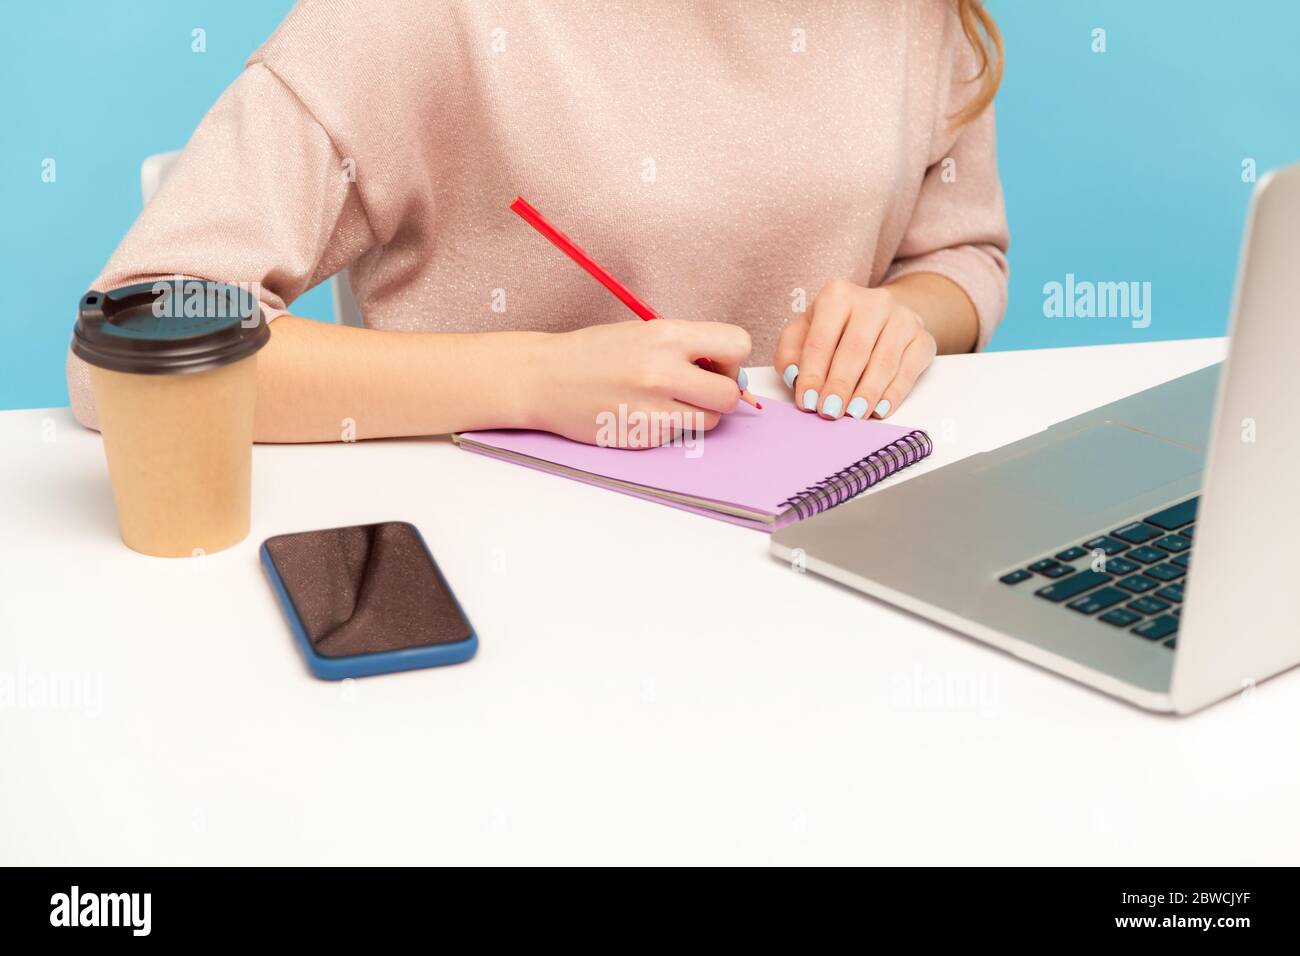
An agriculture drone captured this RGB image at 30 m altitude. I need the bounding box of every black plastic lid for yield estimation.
[72,280,270,374]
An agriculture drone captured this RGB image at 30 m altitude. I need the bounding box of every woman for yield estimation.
[69,0,1008,445]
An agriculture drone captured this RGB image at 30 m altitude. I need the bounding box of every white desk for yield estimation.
[4,336,1295,865]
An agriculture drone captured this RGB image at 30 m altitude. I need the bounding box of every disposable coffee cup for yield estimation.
[72,280,270,557]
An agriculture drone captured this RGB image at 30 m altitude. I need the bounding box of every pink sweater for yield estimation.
[70,0,1009,427]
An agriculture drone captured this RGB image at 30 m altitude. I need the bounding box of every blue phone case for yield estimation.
[260,523,478,680]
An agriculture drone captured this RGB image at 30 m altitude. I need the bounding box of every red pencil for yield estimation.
[509,196,760,409]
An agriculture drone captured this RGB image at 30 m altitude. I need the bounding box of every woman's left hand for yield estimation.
[773,279,937,421]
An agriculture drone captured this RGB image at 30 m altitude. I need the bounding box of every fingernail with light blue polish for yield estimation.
[783,364,799,389]
[821,394,843,418]
[738,368,748,390]
[802,388,819,411]
[847,397,870,420]
[874,398,892,418]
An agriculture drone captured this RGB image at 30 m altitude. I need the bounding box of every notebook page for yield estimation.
[459,399,919,517]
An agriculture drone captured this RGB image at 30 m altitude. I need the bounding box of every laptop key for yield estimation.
[1179,525,1195,541]
[999,569,1032,585]
[1155,583,1185,603]
[1083,535,1129,556]
[1165,636,1177,648]
[1154,534,1190,554]
[1172,552,1192,569]
[1145,562,1185,582]
[1099,608,1142,628]
[1113,522,1162,544]
[1128,546,1166,564]
[1038,563,1074,578]
[1035,569,1112,603]
[1055,546,1088,562]
[1067,586,1128,615]
[1143,497,1199,531]
[1102,556,1140,575]
[1128,595,1171,614]
[1116,574,1159,594]
[1133,614,1179,641]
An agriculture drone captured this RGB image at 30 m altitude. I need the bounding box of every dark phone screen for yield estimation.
[263,522,472,658]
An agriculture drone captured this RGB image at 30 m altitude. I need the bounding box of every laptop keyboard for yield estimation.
[997,496,1198,649]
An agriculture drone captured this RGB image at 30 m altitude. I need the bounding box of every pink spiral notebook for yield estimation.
[454,400,932,531]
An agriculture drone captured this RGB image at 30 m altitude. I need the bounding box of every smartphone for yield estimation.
[260,521,478,679]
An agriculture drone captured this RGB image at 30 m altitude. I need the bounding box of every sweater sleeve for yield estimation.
[67,61,375,430]
[883,34,1010,351]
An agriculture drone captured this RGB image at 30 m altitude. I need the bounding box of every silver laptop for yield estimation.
[771,162,1300,714]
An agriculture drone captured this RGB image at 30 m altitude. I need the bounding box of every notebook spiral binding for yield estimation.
[779,429,933,520]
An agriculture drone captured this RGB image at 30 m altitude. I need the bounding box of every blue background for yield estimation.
[2,1,1297,410]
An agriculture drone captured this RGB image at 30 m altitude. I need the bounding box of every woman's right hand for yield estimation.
[520,319,752,447]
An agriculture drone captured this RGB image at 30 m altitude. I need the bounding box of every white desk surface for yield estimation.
[4,336,1295,866]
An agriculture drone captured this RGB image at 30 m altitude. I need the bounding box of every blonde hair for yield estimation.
[952,0,1004,127]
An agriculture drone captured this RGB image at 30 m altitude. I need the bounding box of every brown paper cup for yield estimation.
[73,281,270,558]
[90,355,258,557]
